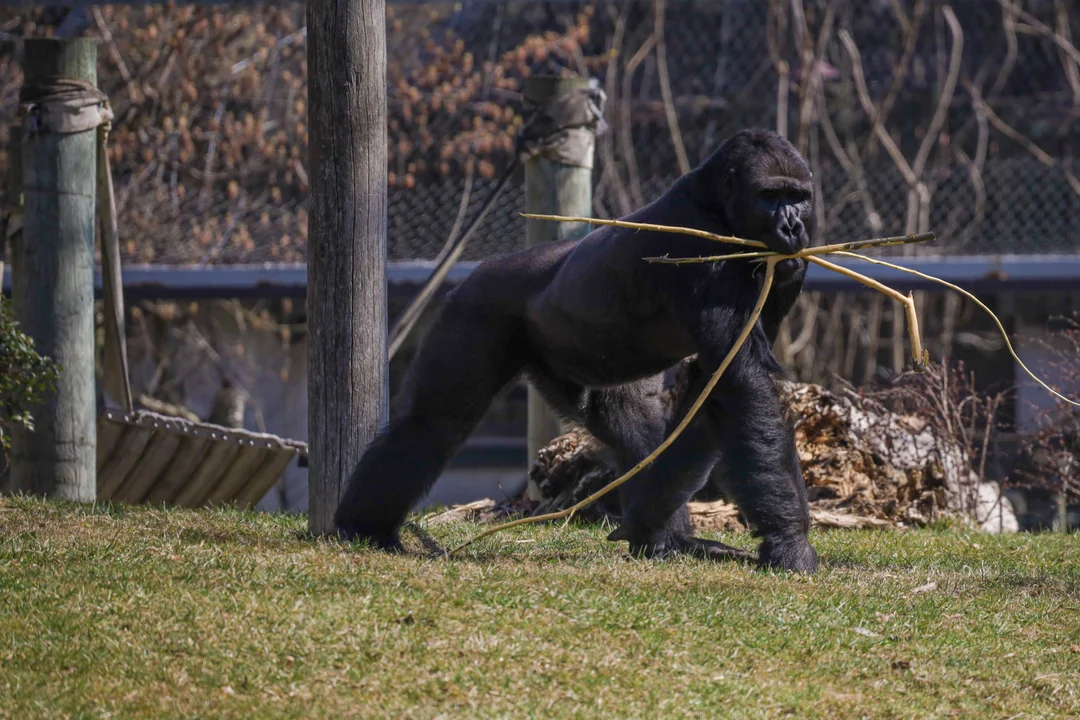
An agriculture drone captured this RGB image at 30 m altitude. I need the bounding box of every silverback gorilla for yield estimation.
[336,128,820,573]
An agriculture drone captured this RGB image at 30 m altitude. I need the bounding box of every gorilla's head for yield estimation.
[702,128,817,284]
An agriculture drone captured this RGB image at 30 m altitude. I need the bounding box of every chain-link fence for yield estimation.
[3,1,1080,267]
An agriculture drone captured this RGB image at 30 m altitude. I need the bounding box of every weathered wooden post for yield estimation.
[306,0,389,534]
[522,76,600,472]
[523,75,597,472]
[9,39,100,501]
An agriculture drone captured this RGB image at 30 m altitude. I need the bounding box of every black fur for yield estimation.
[335,128,819,573]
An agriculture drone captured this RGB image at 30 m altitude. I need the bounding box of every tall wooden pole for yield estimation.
[523,75,595,469]
[307,0,389,535]
[9,39,98,502]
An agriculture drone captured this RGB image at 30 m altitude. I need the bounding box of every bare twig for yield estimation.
[522,213,767,248]
[838,30,916,188]
[619,34,656,208]
[835,251,1080,408]
[597,2,633,217]
[1055,0,1080,108]
[1004,0,1080,70]
[968,80,1080,196]
[911,6,963,182]
[810,256,927,369]
[989,0,1019,99]
[641,231,936,263]
[766,0,790,137]
[654,0,690,175]
[91,6,138,104]
[389,159,517,360]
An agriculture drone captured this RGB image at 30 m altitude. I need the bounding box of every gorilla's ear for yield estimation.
[723,167,736,197]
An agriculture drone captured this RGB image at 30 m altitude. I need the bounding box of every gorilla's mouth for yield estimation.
[773,257,807,284]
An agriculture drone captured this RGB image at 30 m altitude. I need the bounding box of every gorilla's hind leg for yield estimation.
[606,420,754,565]
[570,378,753,565]
[334,298,526,550]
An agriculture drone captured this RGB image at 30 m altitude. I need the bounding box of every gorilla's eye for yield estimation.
[759,189,781,204]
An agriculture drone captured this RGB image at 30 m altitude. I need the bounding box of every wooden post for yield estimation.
[306,0,389,535]
[1054,491,1068,533]
[523,76,595,472]
[9,39,98,502]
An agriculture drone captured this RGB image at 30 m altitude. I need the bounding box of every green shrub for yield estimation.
[0,296,60,451]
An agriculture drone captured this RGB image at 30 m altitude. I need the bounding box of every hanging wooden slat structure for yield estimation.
[96,410,307,509]
[9,65,311,510]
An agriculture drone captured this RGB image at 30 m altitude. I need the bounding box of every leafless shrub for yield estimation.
[1013,317,1080,503]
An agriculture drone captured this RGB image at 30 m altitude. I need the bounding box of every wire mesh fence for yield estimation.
[3,0,1080,267]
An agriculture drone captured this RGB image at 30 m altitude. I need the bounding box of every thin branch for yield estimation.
[855,0,929,162]
[1055,0,1080,107]
[835,251,1080,408]
[91,6,138,104]
[522,213,766,248]
[641,231,936,263]
[620,33,656,208]
[969,80,1080,196]
[816,88,882,233]
[766,0,790,137]
[787,292,820,357]
[911,6,963,180]
[989,0,1019,99]
[838,29,916,186]
[389,160,517,359]
[810,256,927,369]
[654,0,691,174]
[1004,0,1080,70]
[598,2,633,216]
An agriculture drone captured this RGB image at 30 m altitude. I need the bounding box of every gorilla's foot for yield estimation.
[757,534,818,574]
[675,536,757,564]
[337,526,405,553]
[608,525,755,564]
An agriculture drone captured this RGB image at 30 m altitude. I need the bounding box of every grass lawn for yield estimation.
[1,495,1078,719]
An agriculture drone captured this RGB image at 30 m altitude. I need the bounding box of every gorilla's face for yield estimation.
[723,159,816,285]
[749,182,814,255]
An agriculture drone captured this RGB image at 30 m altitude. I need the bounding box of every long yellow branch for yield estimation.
[834,250,1080,408]
[643,232,935,264]
[809,256,929,370]
[521,213,934,258]
[519,212,768,248]
[446,258,779,556]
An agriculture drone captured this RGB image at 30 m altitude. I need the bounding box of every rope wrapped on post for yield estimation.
[516,77,607,169]
[19,77,112,136]
[386,79,608,359]
[18,76,132,413]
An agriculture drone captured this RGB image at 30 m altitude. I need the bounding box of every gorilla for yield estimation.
[336,128,820,574]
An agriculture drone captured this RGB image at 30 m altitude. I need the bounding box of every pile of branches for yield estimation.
[429,359,1018,535]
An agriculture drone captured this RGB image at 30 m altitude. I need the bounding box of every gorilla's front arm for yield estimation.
[335,128,820,573]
